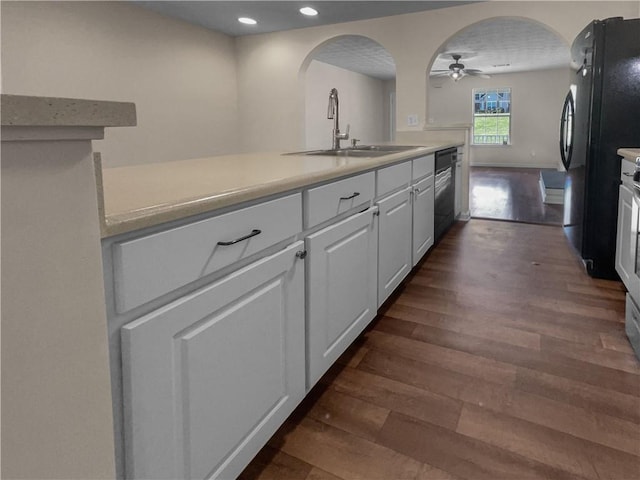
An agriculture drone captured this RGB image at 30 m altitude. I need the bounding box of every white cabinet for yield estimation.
[108,149,454,480]
[376,162,412,307]
[120,241,305,480]
[616,183,636,290]
[306,208,378,388]
[377,187,413,306]
[412,174,435,266]
[616,159,639,298]
[411,155,435,267]
[376,156,435,306]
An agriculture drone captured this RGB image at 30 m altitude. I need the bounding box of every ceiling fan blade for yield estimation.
[430,71,451,77]
[438,51,477,60]
[466,71,491,78]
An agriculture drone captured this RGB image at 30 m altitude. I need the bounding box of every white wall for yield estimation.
[3,2,635,162]
[428,68,571,168]
[1,1,239,167]
[383,80,397,141]
[305,60,386,150]
[235,1,638,153]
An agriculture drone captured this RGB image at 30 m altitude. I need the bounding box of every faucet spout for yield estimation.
[327,88,337,119]
[327,88,349,150]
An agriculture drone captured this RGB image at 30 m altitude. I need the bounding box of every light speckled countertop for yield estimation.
[1,94,136,127]
[618,148,640,162]
[102,143,460,237]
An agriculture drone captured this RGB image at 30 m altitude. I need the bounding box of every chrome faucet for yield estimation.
[327,88,349,150]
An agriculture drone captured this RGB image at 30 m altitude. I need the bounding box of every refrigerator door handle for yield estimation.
[559,91,575,170]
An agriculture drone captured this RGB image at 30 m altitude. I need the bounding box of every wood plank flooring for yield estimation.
[470,167,564,225]
[240,220,639,480]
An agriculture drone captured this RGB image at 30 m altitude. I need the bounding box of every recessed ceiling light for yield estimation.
[299,7,318,16]
[238,17,257,25]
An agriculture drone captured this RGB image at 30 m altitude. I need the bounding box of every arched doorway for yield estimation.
[300,35,397,150]
[425,17,571,225]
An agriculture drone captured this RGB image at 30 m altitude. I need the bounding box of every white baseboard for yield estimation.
[470,162,559,169]
[457,211,471,221]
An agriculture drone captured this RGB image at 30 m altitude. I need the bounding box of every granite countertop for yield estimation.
[1,94,136,127]
[101,143,461,237]
[618,148,640,161]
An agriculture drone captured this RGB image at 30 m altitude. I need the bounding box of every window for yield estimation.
[473,88,511,145]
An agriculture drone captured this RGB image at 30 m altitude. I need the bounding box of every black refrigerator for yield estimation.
[561,17,640,279]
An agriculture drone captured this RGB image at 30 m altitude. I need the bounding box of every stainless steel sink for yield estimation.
[352,145,423,152]
[284,145,422,158]
[298,149,391,157]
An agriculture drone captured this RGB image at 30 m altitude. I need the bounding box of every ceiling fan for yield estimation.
[432,54,491,81]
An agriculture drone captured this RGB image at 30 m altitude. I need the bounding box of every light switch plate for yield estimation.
[407,114,419,127]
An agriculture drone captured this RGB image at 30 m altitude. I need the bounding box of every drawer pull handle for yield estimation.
[623,172,634,177]
[217,229,262,246]
[340,192,360,200]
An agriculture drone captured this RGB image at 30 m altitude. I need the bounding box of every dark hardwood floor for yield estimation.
[240,220,639,480]
[470,167,564,225]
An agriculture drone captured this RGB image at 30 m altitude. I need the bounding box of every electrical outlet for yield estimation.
[407,114,419,127]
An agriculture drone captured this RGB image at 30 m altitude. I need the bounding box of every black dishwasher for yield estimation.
[434,148,457,241]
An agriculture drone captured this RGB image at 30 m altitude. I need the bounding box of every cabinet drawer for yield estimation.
[304,172,374,229]
[413,154,435,181]
[113,193,302,313]
[377,161,411,198]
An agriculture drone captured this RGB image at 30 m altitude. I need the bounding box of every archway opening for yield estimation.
[300,35,397,150]
[425,17,570,225]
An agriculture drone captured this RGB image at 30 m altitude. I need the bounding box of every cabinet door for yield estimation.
[412,175,435,266]
[121,242,305,480]
[306,208,378,388]
[616,184,635,291]
[377,187,413,306]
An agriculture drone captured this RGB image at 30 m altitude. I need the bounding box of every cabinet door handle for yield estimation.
[217,229,261,246]
[340,192,360,200]
[623,172,634,177]
[415,187,421,194]
[295,250,307,259]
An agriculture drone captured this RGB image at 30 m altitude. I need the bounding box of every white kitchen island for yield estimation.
[2,94,465,479]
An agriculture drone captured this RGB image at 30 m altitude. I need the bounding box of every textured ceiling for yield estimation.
[134,1,477,37]
[312,36,396,80]
[314,17,570,80]
[134,2,570,79]
[430,18,570,76]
